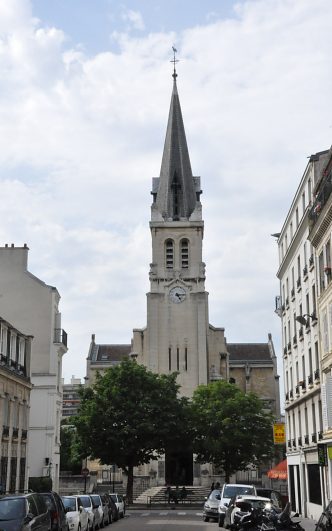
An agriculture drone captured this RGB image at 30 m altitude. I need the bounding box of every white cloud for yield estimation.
[121,8,145,31]
[0,0,331,382]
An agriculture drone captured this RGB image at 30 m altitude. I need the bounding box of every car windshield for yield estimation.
[90,496,99,503]
[224,486,255,498]
[80,497,91,508]
[0,498,26,520]
[62,498,76,511]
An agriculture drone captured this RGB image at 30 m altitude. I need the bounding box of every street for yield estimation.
[107,509,216,530]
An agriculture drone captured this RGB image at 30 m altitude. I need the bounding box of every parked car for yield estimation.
[95,495,110,527]
[203,488,221,522]
[223,495,271,528]
[256,488,285,508]
[218,484,257,527]
[40,492,68,531]
[61,495,89,531]
[88,495,104,529]
[109,493,125,518]
[79,495,101,531]
[0,492,51,531]
[101,494,119,523]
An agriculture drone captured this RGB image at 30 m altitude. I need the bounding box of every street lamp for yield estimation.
[295,313,317,327]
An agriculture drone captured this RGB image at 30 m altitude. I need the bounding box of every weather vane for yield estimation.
[171,46,179,78]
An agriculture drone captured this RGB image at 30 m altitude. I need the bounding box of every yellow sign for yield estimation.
[273,423,286,444]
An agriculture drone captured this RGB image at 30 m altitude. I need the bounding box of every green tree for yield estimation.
[74,359,191,502]
[60,419,83,474]
[191,380,274,482]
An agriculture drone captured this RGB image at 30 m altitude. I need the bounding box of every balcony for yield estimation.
[0,353,8,364]
[308,374,313,387]
[287,440,292,449]
[314,369,320,382]
[289,389,294,399]
[304,434,309,445]
[318,431,323,440]
[2,425,9,438]
[295,385,300,397]
[303,264,308,279]
[312,433,317,443]
[298,436,302,446]
[309,254,315,270]
[12,428,19,439]
[54,329,68,348]
[21,429,27,440]
[309,168,332,229]
[292,439,296,447]
[300,380,306,392]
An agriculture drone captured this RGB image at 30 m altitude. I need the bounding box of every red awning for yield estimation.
[267,459,287,480]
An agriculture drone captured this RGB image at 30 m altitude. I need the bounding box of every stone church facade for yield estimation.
[85,72,280,486]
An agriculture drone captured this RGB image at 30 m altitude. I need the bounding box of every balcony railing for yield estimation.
[308,374,313,386]
[290,390,294,399]
[12,428,19,438]
[318,431,323,440]
[298,436,302,446]
[312,433,317,443]
[292,439,296,447]
[314,369,320,381]
[54,329,68,347]
[309,254,314,269]
[295,385,300,396]
[304,434,309,444]
[309,167,332,229]
[287,440,292,448]
[21,429,27,440]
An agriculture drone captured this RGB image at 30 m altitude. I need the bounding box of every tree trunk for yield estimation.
[126,465,134,504]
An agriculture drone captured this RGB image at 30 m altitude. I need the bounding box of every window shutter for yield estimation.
[321,383,328,431]
[326,376,332,428]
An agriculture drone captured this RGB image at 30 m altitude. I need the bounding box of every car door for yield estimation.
[27,495,42,531]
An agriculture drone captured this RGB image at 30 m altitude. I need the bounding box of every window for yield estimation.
[308,178,312,203]
[180,239,189,269]
[165,240,174,269]
[295,207,299,228]
[312,285,317,316]
[290,222,293,239]
[319,252,324,292]
[302,191,306,214]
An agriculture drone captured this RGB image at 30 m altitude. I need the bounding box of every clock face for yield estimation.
[169,286,186,303]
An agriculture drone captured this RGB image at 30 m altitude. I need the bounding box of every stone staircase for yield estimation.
[134,485,210,507]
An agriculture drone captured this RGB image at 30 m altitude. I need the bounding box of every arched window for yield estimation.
[165,239,174,269]
[180,238,189,269]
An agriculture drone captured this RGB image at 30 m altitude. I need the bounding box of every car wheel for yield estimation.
[203,516,209,522]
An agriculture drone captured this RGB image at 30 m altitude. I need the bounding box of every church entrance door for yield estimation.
[165,448,193,485]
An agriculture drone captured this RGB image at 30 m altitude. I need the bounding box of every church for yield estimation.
[85,66,280,487]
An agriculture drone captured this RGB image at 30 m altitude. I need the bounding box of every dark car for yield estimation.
[0,492,51,531]
[101,494,118,523]
[40,492,68,531]
[256,488,284,509]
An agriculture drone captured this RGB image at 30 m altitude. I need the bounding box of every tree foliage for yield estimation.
[60,419,83,474]
[74,359,191,502]
[191,380,274,482]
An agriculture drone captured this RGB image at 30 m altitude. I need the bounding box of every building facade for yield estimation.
[62,376,82,418]
[0,316,32,493]
[0,244,67,491]
[308,145,332,504]
[276,150,329,519]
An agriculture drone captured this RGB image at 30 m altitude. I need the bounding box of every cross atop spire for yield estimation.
[171,46,178,79]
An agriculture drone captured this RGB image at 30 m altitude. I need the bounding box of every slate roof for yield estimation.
[155,76,198,220]
[88,343,131,363]
[227,343,272,362]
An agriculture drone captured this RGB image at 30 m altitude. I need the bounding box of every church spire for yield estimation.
[154,59,199,221]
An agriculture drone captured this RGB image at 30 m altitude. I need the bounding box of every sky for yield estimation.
[1,0,332,384]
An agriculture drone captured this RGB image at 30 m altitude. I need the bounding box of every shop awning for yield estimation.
[267,459,287,480]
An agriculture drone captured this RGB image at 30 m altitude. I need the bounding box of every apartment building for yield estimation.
[0,244,67,491]
[308,145,332,502]
[62,376,82,418]
[276,150,329,519]
[0,316,33,493]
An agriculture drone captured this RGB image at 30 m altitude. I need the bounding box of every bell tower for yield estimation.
[132,68,227,398]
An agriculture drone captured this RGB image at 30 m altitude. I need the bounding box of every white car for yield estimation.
[79,495,102,531]
[62,495,89,531]
[89,495,105,528]
[110,493,125,518]
[218,484,257,527]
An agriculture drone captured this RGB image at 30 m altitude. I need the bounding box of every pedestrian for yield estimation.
[165,484,172,504]
[215,481,221,490]
[180,486,187,502]
[210,481,215,492]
